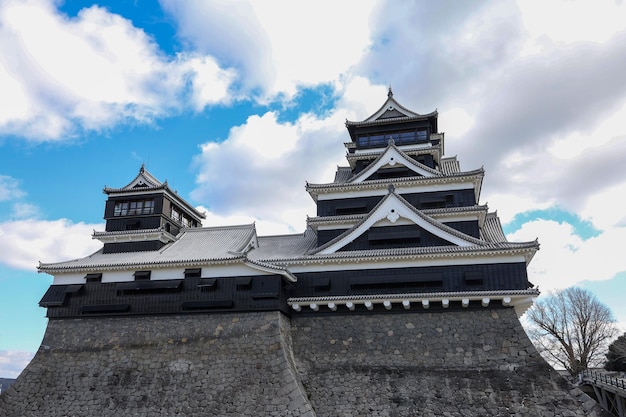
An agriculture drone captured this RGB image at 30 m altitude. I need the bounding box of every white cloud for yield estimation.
[507,220,626,292]
[161,0,377,100]
[518,0,626,47]
[10,203,40,220]
[191,106,360,233]
[0,219,103,270]
[179,54,237,111]
[0,0,235,140]
[0,176,25,201]
[0,350,35,379]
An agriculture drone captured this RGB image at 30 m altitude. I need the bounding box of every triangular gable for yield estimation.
[363,89,424,122]
[123,165,163,190]
[348,141,441,183]
[313,191,485,255]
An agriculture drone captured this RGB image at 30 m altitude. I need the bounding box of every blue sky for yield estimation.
[1,0,626,378]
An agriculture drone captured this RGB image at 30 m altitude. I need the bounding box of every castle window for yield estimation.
[85,273,102,283]
[182,216,192,228]
[184,268,202,278]
[114,202,129,216]
[356,129,429,148]
[171,207,182,223]
[197,278,217,292]
[113,199,154,216]
[236,277,252,290]
[464,271,484,287]
[142,200,154,214]
[133,271,151,281]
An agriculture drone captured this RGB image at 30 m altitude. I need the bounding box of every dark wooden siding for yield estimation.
[41,262,529,318]
[102,241,166,254]
[316,220,480,247]
[42,275,289,319]
[291,262,530,298]
[316,189,476,216]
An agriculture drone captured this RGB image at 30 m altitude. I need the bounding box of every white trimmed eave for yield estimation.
[264,244,539,269]
[347,145,441,183]
[92,228,178,245]
[37,256,248,275]
[307,205,488,232]
[242,258,297,283]
[288,289,539,318]
[345,142,442,170]
[316,193,483,255]
[361,95,424,122]
[307,171,484,202]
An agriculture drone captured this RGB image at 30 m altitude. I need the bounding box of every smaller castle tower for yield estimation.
[98,164,205,254]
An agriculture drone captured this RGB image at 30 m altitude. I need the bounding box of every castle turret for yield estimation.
[98,164,205,254]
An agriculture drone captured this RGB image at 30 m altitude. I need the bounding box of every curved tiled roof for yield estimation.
[345,89,438,129]
[38,212,538,274]
[345,141,442,183]
[307,204,489,228]
[440,157,461,175]
[103,165,165,194]
[259,240,539,266]
[310,191,488,255]
[102,166,206,220]
[334,167,353,183]
[250,229,318,260]
[38,224,257,273]
[481,212,508,243]
[307,168,484,195]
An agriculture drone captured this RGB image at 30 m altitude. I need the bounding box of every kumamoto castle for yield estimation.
[0,91,610,416]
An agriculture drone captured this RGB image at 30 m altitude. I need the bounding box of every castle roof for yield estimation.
[307,168,485,201]
[103,165,206,221]
[345,88,438,132]
[39,205,538,274]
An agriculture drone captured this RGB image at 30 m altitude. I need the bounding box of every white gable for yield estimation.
[348,144,441,183]
[316,192,484,255]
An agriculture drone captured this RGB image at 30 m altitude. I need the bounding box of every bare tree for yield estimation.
[525,287,618,375]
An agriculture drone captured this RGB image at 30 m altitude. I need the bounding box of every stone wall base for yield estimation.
[0,309,609,416]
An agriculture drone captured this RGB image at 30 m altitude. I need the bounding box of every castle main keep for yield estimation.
[0,91,606,416]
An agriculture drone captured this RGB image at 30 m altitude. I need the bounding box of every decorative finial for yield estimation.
[140,163,145,173]
[387,183,395,193]
[388,86,393,98]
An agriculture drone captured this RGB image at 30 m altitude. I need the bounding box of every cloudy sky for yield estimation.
[1,0,625,378]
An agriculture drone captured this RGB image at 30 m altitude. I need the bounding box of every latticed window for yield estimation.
[356,129,428,148]
[171,207,182,222]
[113,200,154,216]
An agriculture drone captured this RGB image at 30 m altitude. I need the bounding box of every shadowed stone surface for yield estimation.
[0,313,313,417]
[291,308,608,416]
[0,309,610,416]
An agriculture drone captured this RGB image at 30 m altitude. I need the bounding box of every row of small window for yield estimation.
[113,200,155,216]
[357,130,428,147]
[84,269,200,283]
[83,270,268,293]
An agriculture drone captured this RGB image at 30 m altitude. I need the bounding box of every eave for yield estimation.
[288,288,539,317]
[307,204,489,231]
[306,169,485,202]
[261,242,539,267]
[345,141,442,183]
[92,228,178,245]
[345,142,443,170]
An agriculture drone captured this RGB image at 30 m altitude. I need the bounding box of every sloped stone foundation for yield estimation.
[0,313,313,417]
[290,308,608,416]
[0,309,609,416]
